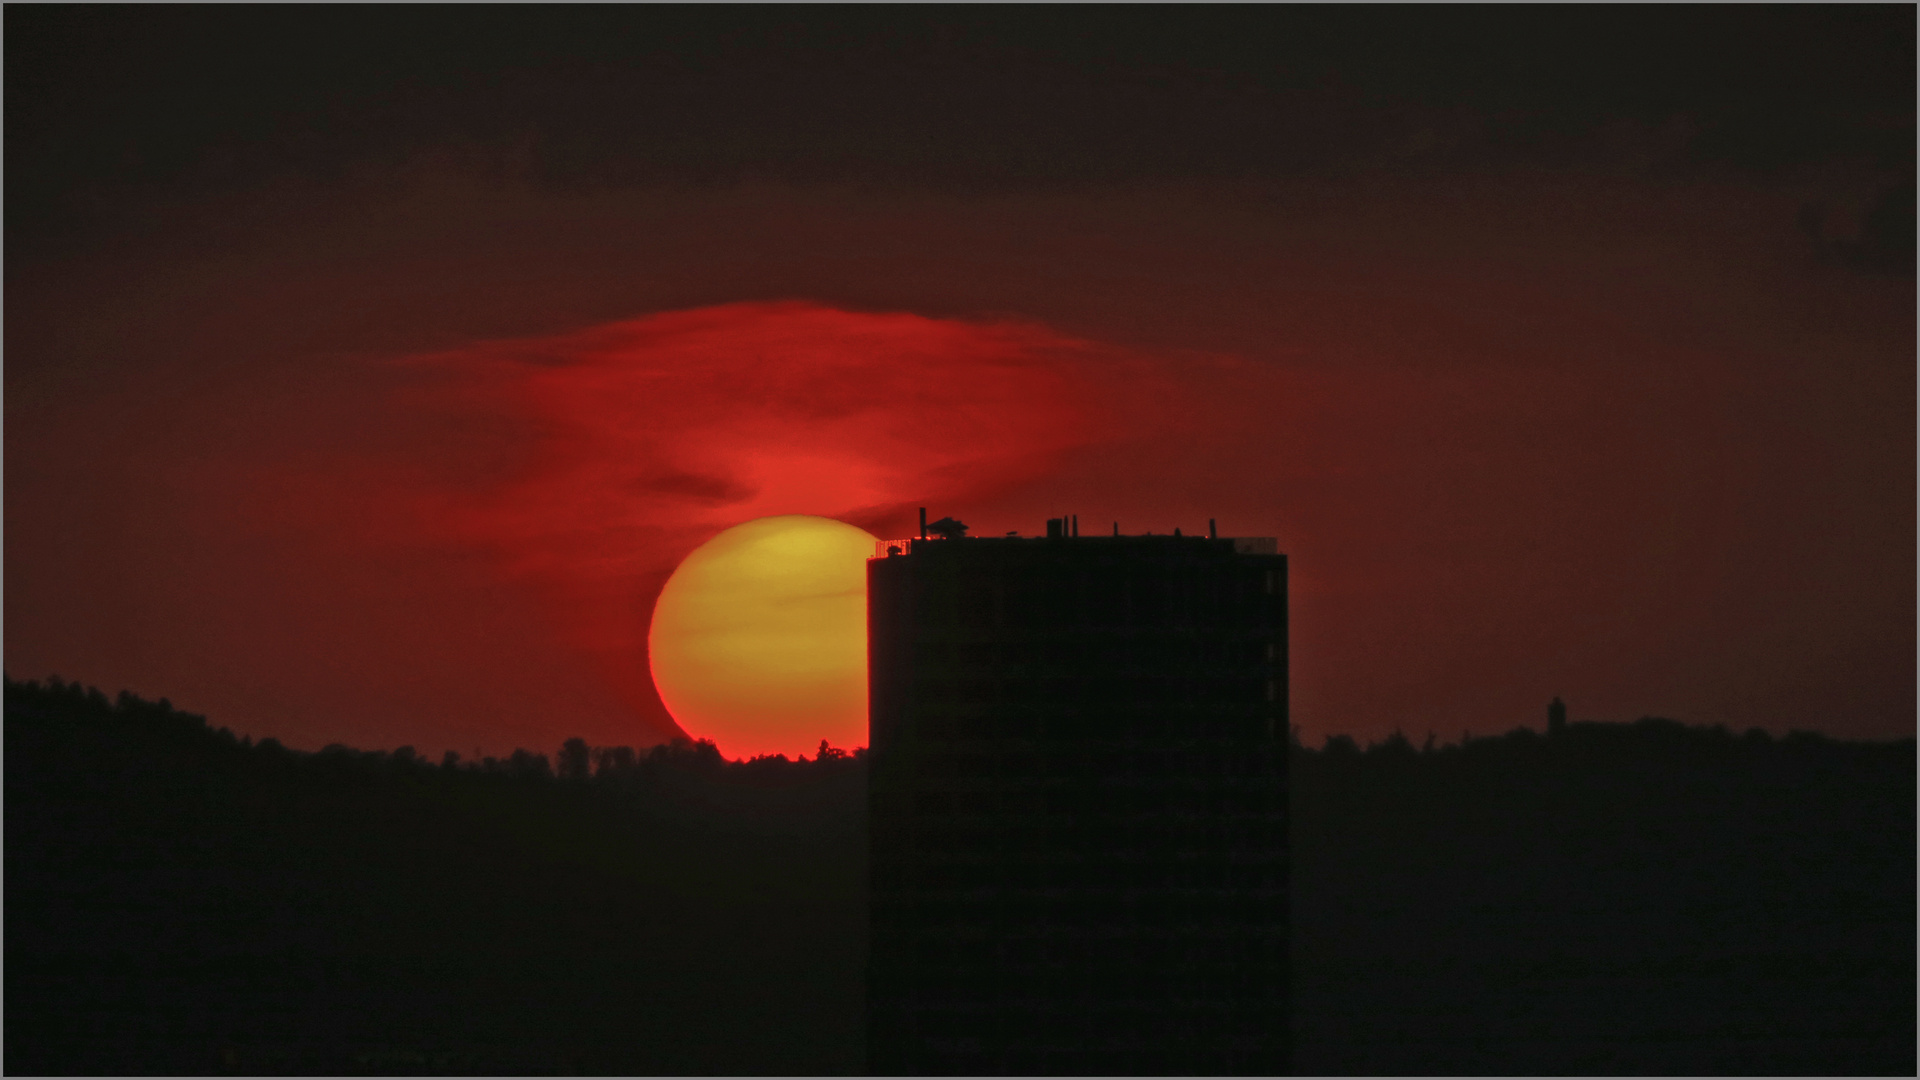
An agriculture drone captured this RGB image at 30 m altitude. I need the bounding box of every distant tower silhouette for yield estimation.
[1548,696,1567,736]
[867,516,1288,1075]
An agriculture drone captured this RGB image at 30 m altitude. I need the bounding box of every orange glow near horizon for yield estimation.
[647,515,876,760]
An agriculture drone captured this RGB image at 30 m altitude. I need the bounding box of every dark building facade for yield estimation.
[867,518,1288,1075]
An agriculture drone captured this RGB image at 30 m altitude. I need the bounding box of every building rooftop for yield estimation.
[875,513,1278,558]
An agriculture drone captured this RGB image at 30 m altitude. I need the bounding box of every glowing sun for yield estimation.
[648,515,876,760]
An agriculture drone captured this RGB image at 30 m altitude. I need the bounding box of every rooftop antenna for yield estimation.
[919,507,927,540]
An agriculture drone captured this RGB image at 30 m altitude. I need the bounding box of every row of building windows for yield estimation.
[896,710,1282,743]
[890,930,1284,970]
[872,898,1283,926]
[881,846,1286,876]
[881,859,1286,895]
[877,1028,1285,1079]
[890,976,1284,1017]
[884,852,1287,886]
[887,980,1290,1022]
[878,862,1285,895]
[914,634,1277,668]
[885,789,1287,823]
[891,565,1282,632]
[903,747,1286,784]
[884,768,1280,803]
[873,783,1284,817]
[885,789,1286,822]
[879,880,1282,910]
[906,672,1276,706]
[874,1043,1281,1080]
[883,825,1285,862]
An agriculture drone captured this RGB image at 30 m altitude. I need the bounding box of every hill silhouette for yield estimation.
[7,675,1913,1074]
[6,676,868,1075]
[1291,720,1914,1075]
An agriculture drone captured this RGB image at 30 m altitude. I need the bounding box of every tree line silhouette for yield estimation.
[6,674,871,1075]
[1295,711,1864,761]
[6,673,864,784]
[7,673,1913,1075]
[1289,710,1913,1075]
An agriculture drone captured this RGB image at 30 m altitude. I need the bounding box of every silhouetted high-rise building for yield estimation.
[1548,696,1567,736]
[867,515,1288,1075]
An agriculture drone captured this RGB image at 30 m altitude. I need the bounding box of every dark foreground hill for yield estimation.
[1291,724,1914,1075]
[7,676,1914,1075]
[7,678,869,1075]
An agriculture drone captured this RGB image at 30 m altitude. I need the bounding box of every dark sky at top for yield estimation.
[6,7,1913,755]
[10,6,1914,265]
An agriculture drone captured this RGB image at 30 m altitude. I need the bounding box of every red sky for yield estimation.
[7,10,1912,755]
[9,171,1911,755]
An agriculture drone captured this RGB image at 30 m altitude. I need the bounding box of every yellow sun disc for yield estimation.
[648,515,876,760]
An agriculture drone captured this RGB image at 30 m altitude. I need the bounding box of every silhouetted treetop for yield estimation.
[4,674,870,797]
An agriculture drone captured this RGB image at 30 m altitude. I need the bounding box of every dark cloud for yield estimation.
[8,7,1912,259]
[636,471,761,505]
[1843,177,1918,276]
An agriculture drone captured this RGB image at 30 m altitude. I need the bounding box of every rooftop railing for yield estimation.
[872,535,1280,558]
